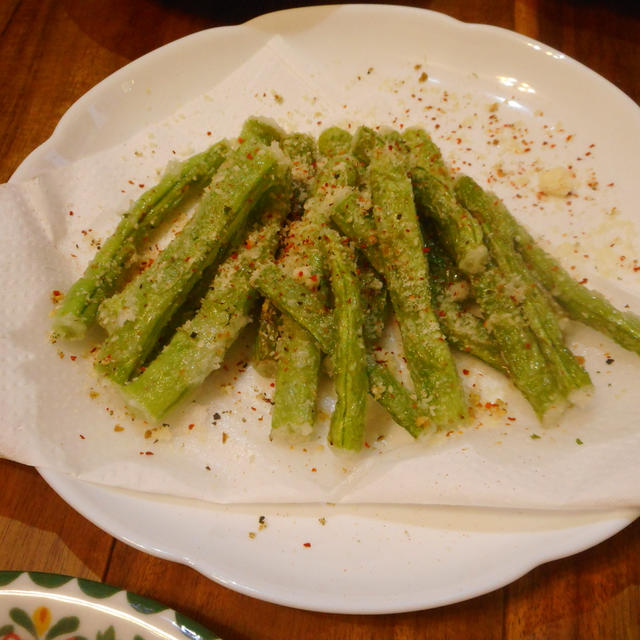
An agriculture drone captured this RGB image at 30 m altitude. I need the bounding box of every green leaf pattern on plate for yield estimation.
[174,613,219,640]
[77,581,120,600]
[27,575,72,590]
[125,593,167,616]
[44,616,79,640]
[9,607,36,636]
[4,606,137,640]
[0,573,221,640]
[0,573,22,587]
[96,625,116,640]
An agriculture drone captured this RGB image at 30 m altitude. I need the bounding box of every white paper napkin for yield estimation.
[1,35,639,509]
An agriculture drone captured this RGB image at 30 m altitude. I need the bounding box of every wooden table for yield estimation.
[1,1,639,637]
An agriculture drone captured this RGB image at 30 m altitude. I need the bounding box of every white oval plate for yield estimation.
[13,4,639,614]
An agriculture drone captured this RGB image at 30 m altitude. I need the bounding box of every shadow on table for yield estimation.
[153,0,437,24]
[60,0,434,69]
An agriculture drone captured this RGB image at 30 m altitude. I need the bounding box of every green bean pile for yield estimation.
[51,117,640,451]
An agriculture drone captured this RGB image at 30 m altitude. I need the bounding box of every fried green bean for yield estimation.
[252,262,423,437]
[95,139,286,383]
[455,175,592,402]
[329,184,505,371]
[464,179,640,357]
[122,177,292,420]
[402,128,487,274]
[269,132,330,439]
[368,148,467,429]
[411,168,569,419]
[252,299,280,378]
[322,229,368,450]
[52,139,230,339]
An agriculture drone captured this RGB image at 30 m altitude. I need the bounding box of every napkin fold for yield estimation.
[2,35,639,509]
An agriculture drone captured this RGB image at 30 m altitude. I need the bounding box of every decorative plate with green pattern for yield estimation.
[0,572,220,640]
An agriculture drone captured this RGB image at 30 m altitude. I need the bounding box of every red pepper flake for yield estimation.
[79,434,85,439]
[145,451,154,456]
[188,423,195,430]
[68,210,74,216]
[303,542,311,548]
[246,152,253,160]
[70,355,77,361]
[364,441,371,448]
[207,131,212,136]
[462,369,470,375]
[138,184,145,188]
[311,467,317,472]
[507,416,516,422]
[114,425,124,432]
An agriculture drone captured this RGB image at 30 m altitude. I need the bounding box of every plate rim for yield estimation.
[0,569,221,639]
[38,467,639,615]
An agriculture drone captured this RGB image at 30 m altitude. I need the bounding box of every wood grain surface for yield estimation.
[1,1,639,638]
